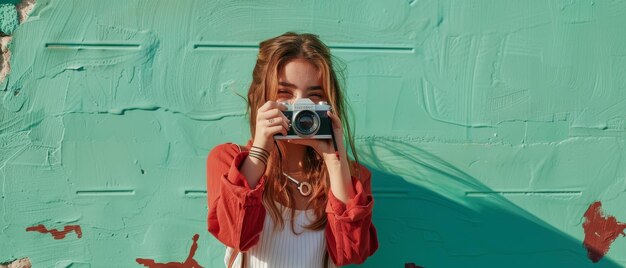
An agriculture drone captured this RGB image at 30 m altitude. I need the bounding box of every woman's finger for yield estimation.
[327,110,342,131]
[282,112,290,123]
[258,101,286,113]
[258,109,286,124]
[259,107,290,130]
[257,101,273,112]
[264,115,289,130]
[268,108,284,119]
[282,117,290,130]
[259,108,280,120]
[267,125,288,136]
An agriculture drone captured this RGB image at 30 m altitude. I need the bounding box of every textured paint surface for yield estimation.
[2,0,626,267]
[0,3,17,35]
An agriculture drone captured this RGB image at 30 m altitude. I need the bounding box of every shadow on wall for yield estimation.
[345,139,620,268]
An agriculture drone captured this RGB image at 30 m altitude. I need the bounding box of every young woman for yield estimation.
[206,32,378,268]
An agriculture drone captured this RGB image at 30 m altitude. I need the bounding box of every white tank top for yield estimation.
[224,202,336,268]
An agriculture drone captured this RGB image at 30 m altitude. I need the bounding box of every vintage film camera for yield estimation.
[274,98,333,139]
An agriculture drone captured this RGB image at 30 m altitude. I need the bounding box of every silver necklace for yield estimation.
[282,172,312,197]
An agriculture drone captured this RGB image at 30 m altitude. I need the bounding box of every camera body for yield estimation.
[274,98,333,139]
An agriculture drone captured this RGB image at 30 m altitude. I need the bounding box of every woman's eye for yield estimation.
[309,94,323,98]
[278,90,291,94]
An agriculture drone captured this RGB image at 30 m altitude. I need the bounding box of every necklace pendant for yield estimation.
[282,172,313,197]
[298,181,312,196]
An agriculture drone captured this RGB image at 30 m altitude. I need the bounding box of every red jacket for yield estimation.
[206,142,379,266]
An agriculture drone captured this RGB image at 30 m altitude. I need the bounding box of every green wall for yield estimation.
[2,0,626,267]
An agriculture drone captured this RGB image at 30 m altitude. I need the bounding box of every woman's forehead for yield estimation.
[278,59,322,86]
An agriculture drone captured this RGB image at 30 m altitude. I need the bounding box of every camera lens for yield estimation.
[293,110,319,136]
[299,115,314,129]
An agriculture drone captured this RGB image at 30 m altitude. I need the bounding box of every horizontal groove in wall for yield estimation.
[184,190,207,197]
[373,189,410,198]
[193,43,414,53]
[45,42,142,50]
[330,45,414,53]
[193,43,258,50]
[465,190,583,197]
[76,189,136,196]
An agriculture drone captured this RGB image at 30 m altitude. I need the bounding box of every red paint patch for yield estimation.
[582,201,626,263]
[25,224,82,239]
[136,234,203,268]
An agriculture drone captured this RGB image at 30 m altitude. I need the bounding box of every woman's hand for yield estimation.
[253,101,290,152]
[288,110,356,203]
[287,110,346,162]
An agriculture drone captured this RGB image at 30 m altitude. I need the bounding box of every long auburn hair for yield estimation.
[247,32,359,233]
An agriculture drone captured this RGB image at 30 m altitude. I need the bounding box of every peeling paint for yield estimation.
[582,201,626,263]
[25,224,82,239]
[136,234,203,268]
[0,258,31,268]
